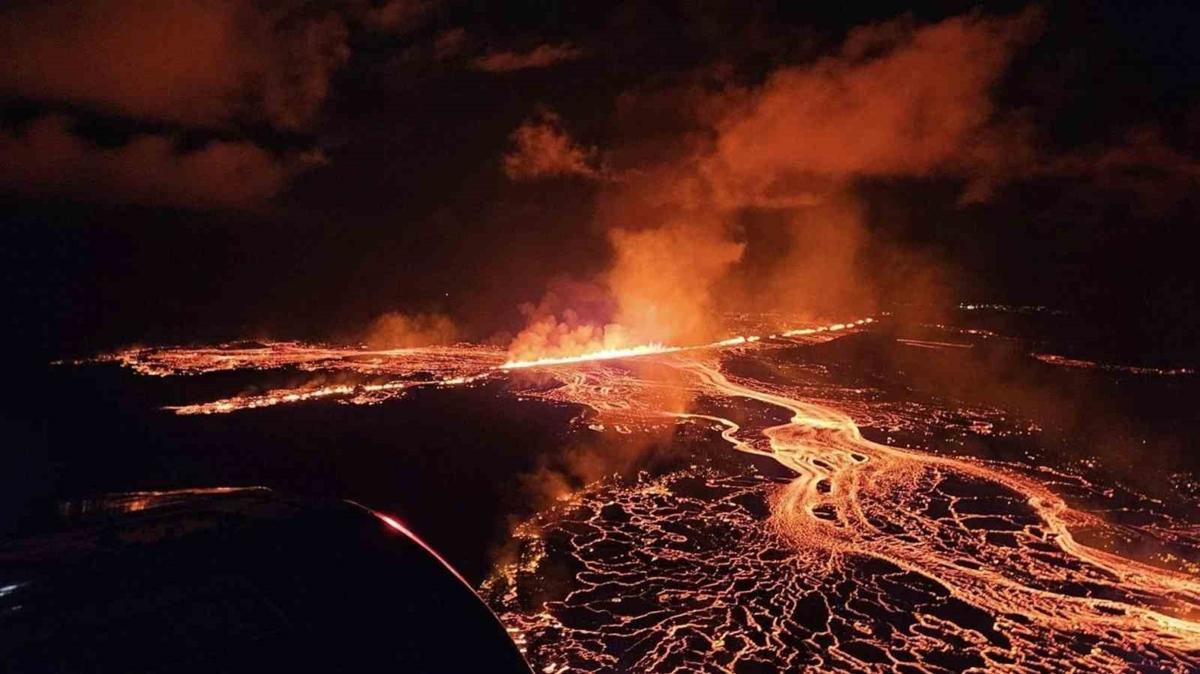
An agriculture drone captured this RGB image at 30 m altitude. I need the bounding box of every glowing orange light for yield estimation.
[350,502,474,589]
[500,343,680,369]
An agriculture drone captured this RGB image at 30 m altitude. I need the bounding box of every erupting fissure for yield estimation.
[84,318,875,414]
[499,318,875,370]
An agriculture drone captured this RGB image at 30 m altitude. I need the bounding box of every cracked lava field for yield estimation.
[76,313,1200,673]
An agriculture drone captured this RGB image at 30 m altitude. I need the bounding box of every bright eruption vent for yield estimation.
[500,343,679,370]
[499,318,874,370]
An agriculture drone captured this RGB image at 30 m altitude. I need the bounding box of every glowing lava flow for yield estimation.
[84,318,875,414]
[78,343,506,377]
[165,374,488,415]
[72,343,504,414]
[1032,353,1196,376]
[692,361,1200,631]
[500,343,681,370]
[499,317,875,370]
[485,340,1200,672]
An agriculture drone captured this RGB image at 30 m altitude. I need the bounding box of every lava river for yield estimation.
[483,344,1200,672]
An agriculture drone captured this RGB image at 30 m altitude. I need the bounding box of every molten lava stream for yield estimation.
[690,362,1200,629]
[489,341,1200,672]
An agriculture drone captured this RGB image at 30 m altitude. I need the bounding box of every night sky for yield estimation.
[3,0,1199,362]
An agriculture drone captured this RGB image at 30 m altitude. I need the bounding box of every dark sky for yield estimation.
[3,0,1199,362]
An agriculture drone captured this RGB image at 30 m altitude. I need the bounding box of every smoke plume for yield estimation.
[0,0,435,209]
[362,312,459,349]
[475,43,586,73]
[0,115,320,209]
[503,111,601,181]
[506,9,1043,358]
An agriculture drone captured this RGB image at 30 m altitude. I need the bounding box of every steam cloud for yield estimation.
[507,9,1044,358]
[475,43,586,73]
[0,0,434,208]
[362,312,459,349]
[0,116,321,209]
[503,111,602,181]
[0,0,360,130]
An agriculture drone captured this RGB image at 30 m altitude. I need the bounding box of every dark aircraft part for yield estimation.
[0,487,530,673]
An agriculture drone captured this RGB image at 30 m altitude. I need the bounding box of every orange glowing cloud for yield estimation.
[0,116,320,209]
[433,28,470,60]
[0,0,431,209]
[503,111,601,180]
[474,43,586,73]
[506,280,626,362]
[700,10,1042,207]
[360,0,438,35]
[1039,128,1200,216]
[506,10,1042,359]
[606,219,745,345]
[362,312,459,349]
[0,0,354,131]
